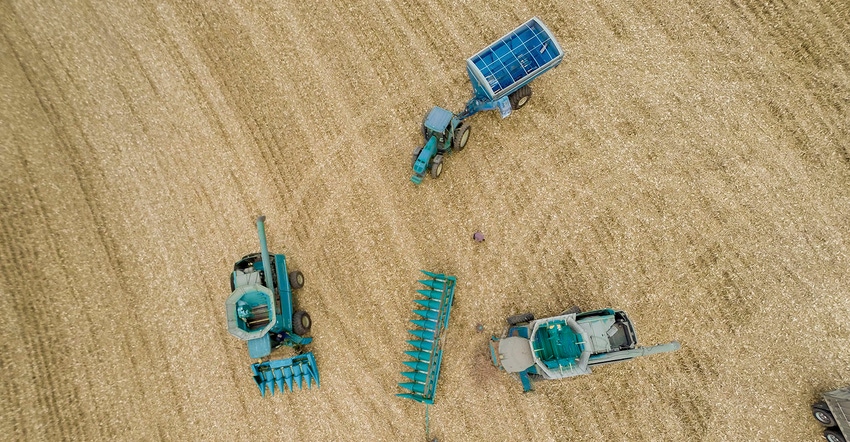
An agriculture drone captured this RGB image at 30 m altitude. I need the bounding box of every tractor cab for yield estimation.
[423,107,454,152]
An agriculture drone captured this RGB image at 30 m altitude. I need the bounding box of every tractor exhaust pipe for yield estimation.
[255,216,276,295]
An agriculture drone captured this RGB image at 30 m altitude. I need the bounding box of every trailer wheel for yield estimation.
[412,146,423,168]
[453,123,471,151]
[292,310,311,335]
[813,403,837,426]
[510,85,532,110]
[288,271,304,289]
[824,428,846,442]
[507,312,534,325]
[431,155,444,179]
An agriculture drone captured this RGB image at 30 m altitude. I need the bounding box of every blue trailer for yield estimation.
[225,216,320,396]
[411,17,564,184]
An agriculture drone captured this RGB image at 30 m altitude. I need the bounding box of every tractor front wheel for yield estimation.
[507,312,534,325]
[453,123,471,151]
[289,271,304,289]
[509,85,532,110]
[412,146,423,168]
[292,310,311,335]
[431,155,444,179]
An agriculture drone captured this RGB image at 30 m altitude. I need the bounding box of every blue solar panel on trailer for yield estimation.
[468,18,563,98]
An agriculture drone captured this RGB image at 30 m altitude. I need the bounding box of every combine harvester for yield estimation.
[225,216,320,396]
[411,17,564,184]
[490,307,680,392]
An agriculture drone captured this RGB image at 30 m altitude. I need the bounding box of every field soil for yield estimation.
[2,1,849,441]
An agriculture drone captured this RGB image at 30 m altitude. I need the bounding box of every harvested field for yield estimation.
[1,0,849,441]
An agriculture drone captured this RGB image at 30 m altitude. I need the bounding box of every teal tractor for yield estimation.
[225,216,320,396]
[411,17,565,184]
[490,307,680,392]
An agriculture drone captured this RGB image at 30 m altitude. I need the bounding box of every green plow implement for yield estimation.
[397,270,456,404]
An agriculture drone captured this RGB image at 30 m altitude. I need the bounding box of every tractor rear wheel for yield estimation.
[813,403,837,426]
[507,312,534,325]
[292,310,311,335]
[824,429,846,442]
[453,123,471,151]
[509,85,532,110]
[289,271,304,289]
[431,155,444,179]
[412,146,423,168]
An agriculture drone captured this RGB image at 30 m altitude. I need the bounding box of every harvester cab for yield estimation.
[225,216,320,396]
[410,17,564,184]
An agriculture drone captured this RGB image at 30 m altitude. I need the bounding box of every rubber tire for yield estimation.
[431,155,443,179]
[509,85,532,110]
[412,146,423,168]
[453,123,471,151]
[507,312,534,326]
[825,428,846,442]
[561,306,582,315]
[289,270,304,289]
[813,403,837,427]
[292,310,311,335]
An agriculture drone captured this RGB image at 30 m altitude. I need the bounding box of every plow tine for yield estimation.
[410,319,437,330]
[417,289,443,300]
[405,350,431,361]
[414,299,442,310]
[413,309,440,320]
[408,329,435,340]
[399,382,427,394]
[403,360,430,371]
[402,371,428,382]
[408,339,433,351]
[419,279,446,291]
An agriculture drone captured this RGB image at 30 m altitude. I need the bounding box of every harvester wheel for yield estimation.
[509,85,532,110]
[431,155,444,179]
[292,310,311,335]
[453,123,471,151]
[813,403,837,426]
[412,146,423,168]
[507,312,534,325]
[289,271,304,289]
[824,428,846,442]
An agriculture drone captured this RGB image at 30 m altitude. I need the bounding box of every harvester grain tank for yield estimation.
[812,386,850,442]
[225,216,320,396]
[489,308,680,392]
[411,17,565,184]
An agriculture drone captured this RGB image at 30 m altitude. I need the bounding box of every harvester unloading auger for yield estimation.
[225,216,320,396]
[411,17,565,184]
